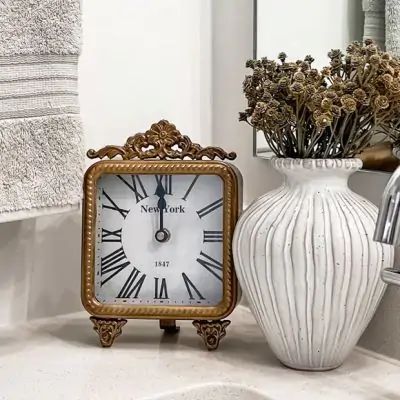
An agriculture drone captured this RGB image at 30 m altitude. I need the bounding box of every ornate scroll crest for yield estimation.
[193,320,231,351]
[90,316,127,348]
[87,120,237,161]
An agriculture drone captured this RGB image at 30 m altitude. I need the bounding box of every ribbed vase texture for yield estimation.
[233,158,394,371]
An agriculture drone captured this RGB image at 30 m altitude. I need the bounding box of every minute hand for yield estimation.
[158,195,166,230]
[154,182,169,243]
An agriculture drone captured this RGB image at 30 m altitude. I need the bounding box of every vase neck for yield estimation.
[271,158,362,189]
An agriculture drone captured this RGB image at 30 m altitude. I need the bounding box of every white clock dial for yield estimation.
[94,173,224,306]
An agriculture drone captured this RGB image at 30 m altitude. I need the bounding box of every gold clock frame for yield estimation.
[82,160,240,319]
[81,120,242,350]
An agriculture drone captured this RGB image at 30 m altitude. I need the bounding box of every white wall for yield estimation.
[79,0,212,152]
[0,0,212,327]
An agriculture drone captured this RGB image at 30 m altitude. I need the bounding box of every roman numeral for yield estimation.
[197,198,223,219]
[203,230,223,243]
[101,247,130,285]
[102,190,129,218]
[182,176,199,201]
[117,175,148,203]
[101,228,122,242]
[182,273,205,300]
[196,251,223,281]
[117,267,146,298]
[154,277,169,299]
[154,175,172,195]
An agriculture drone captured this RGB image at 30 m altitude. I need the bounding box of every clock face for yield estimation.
[94,173,224,307]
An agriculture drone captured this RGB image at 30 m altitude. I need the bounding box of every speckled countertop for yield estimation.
[0,306,399,400]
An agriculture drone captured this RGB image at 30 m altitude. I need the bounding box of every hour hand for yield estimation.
[155,181,165,199]
[157,196,166,211]
[156,181,167,220]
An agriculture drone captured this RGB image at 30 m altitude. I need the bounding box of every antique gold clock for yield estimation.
[82,120,242,350]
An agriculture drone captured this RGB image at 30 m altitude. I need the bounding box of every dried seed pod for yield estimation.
[321,98,333,111]
[290,82,304,95]
[293,71,306,83]
[341,95,357,112]
[353,88,367,104]
[374,95,390,110]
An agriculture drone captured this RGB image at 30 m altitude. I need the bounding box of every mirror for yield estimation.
[253,0,399,172]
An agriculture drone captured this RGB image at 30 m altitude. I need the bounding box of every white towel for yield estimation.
[0,0,84,223]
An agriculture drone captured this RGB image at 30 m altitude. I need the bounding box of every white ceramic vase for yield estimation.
[233,158,394,371]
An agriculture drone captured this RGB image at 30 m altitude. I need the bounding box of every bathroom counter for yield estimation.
[0,306,399,400]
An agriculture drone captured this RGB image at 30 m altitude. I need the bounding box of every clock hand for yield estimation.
[156,181,166,230]
[158,195,166,231]
[155,180,165,199]
[155,181,170,243]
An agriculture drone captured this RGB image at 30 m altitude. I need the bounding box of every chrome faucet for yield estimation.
[374,149,400,285]
[374,170,400,245]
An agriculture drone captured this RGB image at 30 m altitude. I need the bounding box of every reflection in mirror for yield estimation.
[252,0,400,172]
[254,0,364,160]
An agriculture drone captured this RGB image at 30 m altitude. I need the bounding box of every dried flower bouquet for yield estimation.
[240,40,400,158]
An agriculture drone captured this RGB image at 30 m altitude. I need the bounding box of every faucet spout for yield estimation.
[374,165,400,245]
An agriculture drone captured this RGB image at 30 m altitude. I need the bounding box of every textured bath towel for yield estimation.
[0,0,84,223]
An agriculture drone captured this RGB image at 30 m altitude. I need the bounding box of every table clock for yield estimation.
[82,120,242,350]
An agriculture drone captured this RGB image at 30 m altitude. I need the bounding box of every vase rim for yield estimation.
[270,157,362,171]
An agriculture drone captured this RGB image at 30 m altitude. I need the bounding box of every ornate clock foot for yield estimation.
[193,320,231,351]
[159,319,180,334]
[90,316,127,347]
